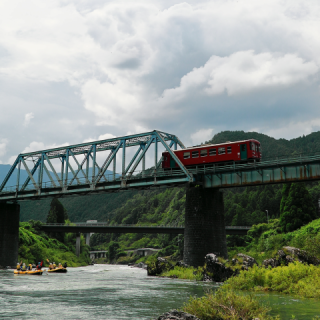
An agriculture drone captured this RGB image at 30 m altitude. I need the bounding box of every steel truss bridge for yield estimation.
[1,130,320,201]
[41,223,251,235]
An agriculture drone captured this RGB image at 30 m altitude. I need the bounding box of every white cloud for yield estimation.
[98,133,116,140]
[23,112,34,126]
[161,51,318,101]
[21,141,70,154]
[190,128,213,145]
[0,139,8,157]
[1,0,320,165]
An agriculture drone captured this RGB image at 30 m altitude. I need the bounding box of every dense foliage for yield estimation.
[90,187,185,263]
[19,220,90,267]
[279,183,316,232]
[46,198,69,223]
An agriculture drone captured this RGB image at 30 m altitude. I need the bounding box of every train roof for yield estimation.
[163,139,260,153]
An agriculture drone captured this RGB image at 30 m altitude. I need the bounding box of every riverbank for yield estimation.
[18,220,91,267]
[2,264,320,319]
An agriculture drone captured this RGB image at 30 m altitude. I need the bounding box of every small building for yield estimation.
[89,250,108,260]
[134,248,160,257]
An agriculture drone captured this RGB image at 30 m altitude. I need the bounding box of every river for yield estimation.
[0,264,319,319]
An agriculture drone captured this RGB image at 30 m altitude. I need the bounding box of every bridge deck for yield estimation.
[41,223,251,235]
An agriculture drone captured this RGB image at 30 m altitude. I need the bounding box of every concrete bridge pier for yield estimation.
[85,233,91,246]
[76,232,81,257]
[183,186,227,267]
[0,203,20,268]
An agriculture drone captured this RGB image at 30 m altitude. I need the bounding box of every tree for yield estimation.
[280,182,317,232]
[280,183,291,215]
[46,198,69,223]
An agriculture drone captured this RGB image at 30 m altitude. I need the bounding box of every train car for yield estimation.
[162,139,261,169]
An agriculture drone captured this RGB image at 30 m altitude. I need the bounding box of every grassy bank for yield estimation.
[225,262,320,299]
[162,266,203,280]
[19,221,91,267]
[182,287,279,320]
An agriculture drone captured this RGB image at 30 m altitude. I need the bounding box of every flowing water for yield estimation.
[0,264,319,319]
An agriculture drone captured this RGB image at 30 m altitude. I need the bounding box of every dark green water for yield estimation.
[0,264,319,319]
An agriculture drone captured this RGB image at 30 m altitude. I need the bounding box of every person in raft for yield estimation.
[28,263,33,270]
[16,261,22,270]
[21,263,27,271]
[36,261,43,270]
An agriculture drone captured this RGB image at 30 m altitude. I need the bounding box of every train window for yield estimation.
[241,145,246,151]
[227,146,232,154]
[183,152,190,159]
[250,142,254,151]
[209,148,216,156]
[218,147,225,155]
[201,149,207,157]
[192,151,199,158]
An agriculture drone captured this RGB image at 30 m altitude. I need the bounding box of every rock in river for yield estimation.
[156,310,200,320]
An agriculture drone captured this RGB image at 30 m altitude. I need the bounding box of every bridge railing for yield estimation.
[43,222,185,228]
[42,222,251,229]
[189,152,320,175]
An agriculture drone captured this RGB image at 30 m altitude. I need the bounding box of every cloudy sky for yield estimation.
[1,0,320,164]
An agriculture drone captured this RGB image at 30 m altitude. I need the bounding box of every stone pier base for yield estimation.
[0,203,20,268]
[183,186,227,267]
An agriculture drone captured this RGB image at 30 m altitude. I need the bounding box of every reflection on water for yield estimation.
[0,264,319,319]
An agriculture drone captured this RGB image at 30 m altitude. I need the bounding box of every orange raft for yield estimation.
[14,269,43,275]
[47,267,67,273]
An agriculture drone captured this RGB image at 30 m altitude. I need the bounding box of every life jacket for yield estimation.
[22,265,26,271]
[16,264,21,270]
[53,264,56,268]
[29,264,32,270]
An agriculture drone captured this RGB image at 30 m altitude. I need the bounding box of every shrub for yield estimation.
[225,262,320,298]
[183,288,278,320]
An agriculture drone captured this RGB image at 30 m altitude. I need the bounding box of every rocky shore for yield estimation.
[147,246,319,282]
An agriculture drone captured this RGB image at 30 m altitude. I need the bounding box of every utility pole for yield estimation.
[265,210,269,224]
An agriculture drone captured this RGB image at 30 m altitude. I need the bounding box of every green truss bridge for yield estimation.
[0,130,320,201]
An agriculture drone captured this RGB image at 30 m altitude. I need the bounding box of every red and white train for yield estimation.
[162,139,261,169]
